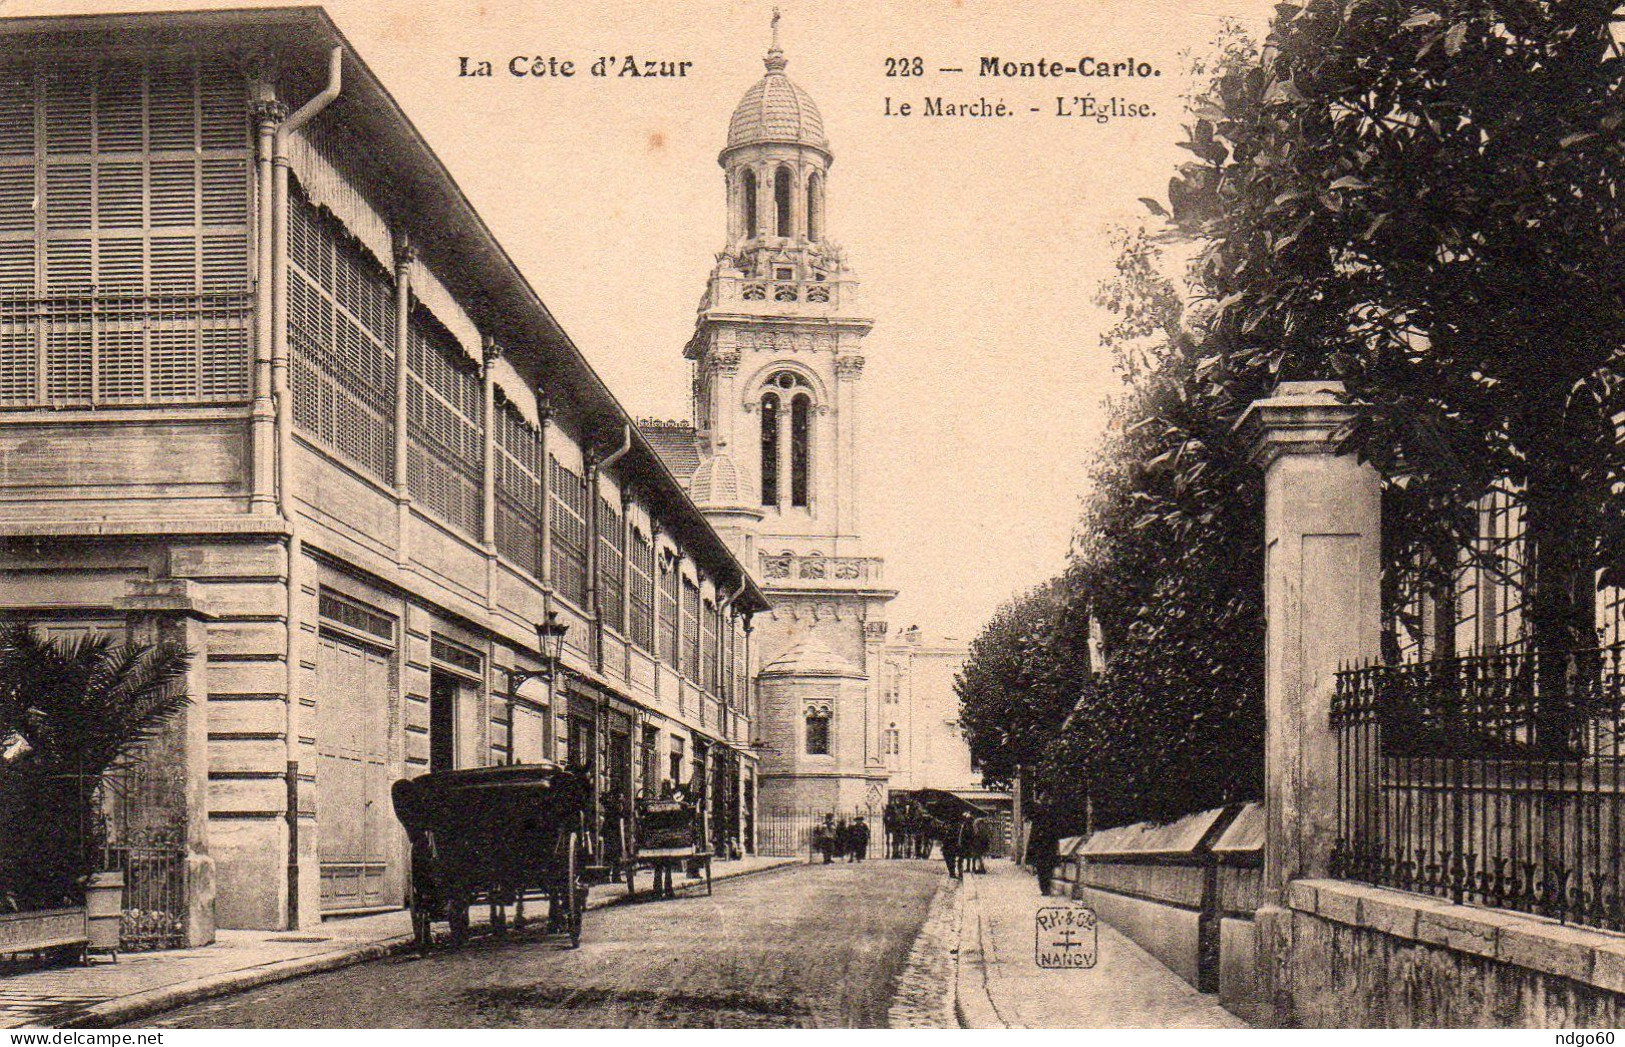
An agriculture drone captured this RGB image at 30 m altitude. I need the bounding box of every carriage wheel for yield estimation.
[565,831,584,947]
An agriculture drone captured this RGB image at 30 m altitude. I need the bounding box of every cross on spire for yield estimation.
[764,6,787,72]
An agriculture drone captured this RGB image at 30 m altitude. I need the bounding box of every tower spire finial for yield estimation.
[765,6,787,72]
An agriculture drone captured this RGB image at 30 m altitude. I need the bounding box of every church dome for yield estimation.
[761,636,863,679]
[725,49,829,156]
[689,451,758,508]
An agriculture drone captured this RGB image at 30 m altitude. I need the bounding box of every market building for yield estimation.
[0,7,768,939]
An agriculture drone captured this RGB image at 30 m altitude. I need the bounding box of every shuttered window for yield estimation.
[701,598,719,694]
[287,187,395,481]
[681,577,700,680]
[549,456,588,607]
[407,308,483,536]
[732,621,748,712]
[598,496,626,632]
[658,556,679,670]
[0,57,250,408]
[495,400,543,576]
[628,527,655,652]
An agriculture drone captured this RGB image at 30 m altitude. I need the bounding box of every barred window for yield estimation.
[628,528,655,652]
[0,57,250,408]
[681,577,701,681]
[658,555,679,670]
[550,456,588,607]
[495,401,543,576]
[407,308,483,536]
[599,495,626,633]
[701,598,719,694]
[288,188,396,480]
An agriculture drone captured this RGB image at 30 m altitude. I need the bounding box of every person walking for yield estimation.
[816,813,836,864]
[1028,803,1061,897]
[853,816,870,862]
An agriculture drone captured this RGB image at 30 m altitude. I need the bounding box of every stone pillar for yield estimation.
[835,354,864,541]
[120,580,216,946]
[1240,380,1381,1025]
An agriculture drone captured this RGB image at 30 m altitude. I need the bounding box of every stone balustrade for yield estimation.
[758,552,884,584]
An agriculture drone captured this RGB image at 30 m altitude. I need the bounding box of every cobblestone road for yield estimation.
[138,860,944,1029]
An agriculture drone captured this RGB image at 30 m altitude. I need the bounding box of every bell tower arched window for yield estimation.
[742,169,758,239]
[760,392,780,506]
[761,372,814,509]
[774,166,793,238]
[807,171,824,243]
[790,393,811,507]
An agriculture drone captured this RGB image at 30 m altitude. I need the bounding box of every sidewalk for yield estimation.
[0,854,797,1030]
[954,860,1246,1029]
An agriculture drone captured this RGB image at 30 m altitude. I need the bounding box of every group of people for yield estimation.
[881,798,938,859]
[812,814,871,863]
[937,810,991,879]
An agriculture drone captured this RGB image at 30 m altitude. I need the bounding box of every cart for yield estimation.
[623,796,712,900]
[390,763,593,952]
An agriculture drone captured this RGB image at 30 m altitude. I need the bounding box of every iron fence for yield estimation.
[1331,644,1625,930]
[100,762,188,951]
[757,806,882,859]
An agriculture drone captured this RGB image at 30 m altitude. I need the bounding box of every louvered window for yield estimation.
[495,401,544,577]
[287,187,395,481]
[407,307,483,536]
[701,598,719,695]
[658,557,679,670]
[732,622,748,711]
[598,496,626,632]
[549,456,588,607]
[681,578,701,681]
[629,528,655,652]
[0,57,250,408]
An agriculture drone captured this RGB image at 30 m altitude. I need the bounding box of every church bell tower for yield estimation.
[682,13,896,814]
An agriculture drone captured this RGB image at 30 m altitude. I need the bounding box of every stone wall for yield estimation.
[1284,879,1625,1027]
[1061,804,1263,1007]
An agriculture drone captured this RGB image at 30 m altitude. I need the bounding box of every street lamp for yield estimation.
[504,611,569,765]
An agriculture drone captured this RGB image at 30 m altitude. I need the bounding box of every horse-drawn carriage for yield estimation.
[622,794,712,899]
[391,763,593,951]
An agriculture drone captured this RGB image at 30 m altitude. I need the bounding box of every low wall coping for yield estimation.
[1211,802,1264,856]
[1290,878,1625,994]
[1080,805,1234,858]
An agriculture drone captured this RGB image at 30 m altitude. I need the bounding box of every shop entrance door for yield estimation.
[316,632,395,913]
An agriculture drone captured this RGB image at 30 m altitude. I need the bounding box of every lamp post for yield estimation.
[504,611,569,765]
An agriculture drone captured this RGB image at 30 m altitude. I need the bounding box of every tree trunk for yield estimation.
[1522,435,1599,755]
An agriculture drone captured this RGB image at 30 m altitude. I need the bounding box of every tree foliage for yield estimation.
[954,581,1090,791]
[1164,0,1625,674]
[961,2,1625,829]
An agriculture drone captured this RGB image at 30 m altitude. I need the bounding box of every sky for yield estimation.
[8,0,1277,640]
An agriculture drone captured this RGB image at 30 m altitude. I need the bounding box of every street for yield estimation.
[137,861,942,1029]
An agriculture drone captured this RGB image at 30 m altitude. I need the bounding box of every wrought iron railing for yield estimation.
[1332,645,1625,929]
